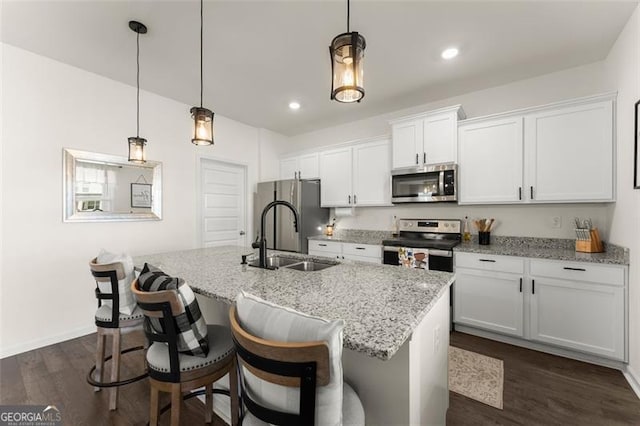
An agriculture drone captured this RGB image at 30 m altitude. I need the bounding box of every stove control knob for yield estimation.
[444,223,449,228]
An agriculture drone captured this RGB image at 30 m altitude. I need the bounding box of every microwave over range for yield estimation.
[391,163,457,203]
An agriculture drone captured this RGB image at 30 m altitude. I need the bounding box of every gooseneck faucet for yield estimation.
[252,200,300,269]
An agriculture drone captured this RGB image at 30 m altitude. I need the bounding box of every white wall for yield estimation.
[258,128,289,181]
[603,4,640,390]
[0,44,280,357]
[281,61,611,239]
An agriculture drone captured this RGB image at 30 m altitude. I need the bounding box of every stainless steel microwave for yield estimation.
[391,163,457,203]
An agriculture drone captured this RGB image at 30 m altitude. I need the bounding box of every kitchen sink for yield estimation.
[248,256,301,269]
[284,260,336,272]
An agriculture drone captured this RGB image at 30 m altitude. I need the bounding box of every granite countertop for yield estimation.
[134,246,454,361]
[308,229,393,246]
[454,236,629,265]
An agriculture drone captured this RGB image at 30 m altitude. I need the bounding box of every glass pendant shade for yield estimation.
[190,106,214,145]
[128,137,147,163]
[330,32,366,103]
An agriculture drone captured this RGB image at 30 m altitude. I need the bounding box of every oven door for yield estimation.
[428,249,454,272]
[383,246,453,272]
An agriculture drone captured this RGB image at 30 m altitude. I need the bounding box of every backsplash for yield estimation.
[330,203,614,241]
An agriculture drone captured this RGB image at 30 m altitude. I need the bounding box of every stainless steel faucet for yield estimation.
[252,200,300,269]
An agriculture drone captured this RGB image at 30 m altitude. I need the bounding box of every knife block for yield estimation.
[575,228,604,253]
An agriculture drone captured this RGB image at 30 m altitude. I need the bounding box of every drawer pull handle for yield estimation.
[318,243,327,247]
[355,247,366,250]
[563,267,586,271]
[479,259,496,262]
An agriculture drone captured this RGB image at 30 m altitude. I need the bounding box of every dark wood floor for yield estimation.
[1,331,639,425]
[448,332,640,425]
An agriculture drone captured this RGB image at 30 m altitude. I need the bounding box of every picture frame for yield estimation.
[131,183,153,208]
[635,100,640,189]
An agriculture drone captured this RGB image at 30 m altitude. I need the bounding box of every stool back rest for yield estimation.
[131,279,185,382]
[89,257,127,328]
[229,305,330,426]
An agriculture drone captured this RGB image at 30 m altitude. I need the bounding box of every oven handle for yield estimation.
[383,247,452,258]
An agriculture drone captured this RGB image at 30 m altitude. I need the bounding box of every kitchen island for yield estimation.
[135,245,454,425]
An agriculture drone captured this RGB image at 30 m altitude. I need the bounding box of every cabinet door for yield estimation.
[319,148,353,207]
[453,268,524,337]
[279,157,298,180]
[353,139,391,206]
[298,153,320,179]
[391,120,423,169]
[423,112,457,164]
[529,277,624,360]
[458,117,524,204]
[525,100,613,202]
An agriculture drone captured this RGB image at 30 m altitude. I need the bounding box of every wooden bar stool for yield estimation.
[132,279,240,426]
[87,258,148,411]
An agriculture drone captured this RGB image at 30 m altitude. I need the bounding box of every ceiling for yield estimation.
[2,1,637,136]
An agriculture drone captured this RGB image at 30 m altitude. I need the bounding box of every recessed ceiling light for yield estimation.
[441,48,459,60]
[289,101,301,110]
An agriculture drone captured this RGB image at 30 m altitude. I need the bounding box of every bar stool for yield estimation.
[87,258,148,411]
[131,279,240,426]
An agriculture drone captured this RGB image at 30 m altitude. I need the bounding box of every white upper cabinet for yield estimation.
[458,93,615,205]
[320,139,391,207]
[279,152,320,180]
[353,139,391,206]
[458,117,524,204]
[525,100,614,202]
[391,105,465,169]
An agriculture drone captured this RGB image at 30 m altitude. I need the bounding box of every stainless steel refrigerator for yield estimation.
[254,179,329,254]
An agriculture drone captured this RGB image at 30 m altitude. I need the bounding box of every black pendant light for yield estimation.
[128,21,148,163]
[190,0,214,146]
[329,0,366,103]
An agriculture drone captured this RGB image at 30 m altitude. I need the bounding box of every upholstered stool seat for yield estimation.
[146,324,234,374]
[95,305,144,325]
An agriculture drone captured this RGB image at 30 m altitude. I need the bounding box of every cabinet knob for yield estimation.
[530,186,534,199]
[415,153,419,165]
[353,194,357,204]
[423,152,426,164]
[518,187,522,200]
[348,195,351,204]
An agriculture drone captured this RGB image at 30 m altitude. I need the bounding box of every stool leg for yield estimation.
[109,331,121,410]
[229,358,239,426]
[149,382,160,426]
[94,331,106,392]
[170,383,181,426]
[205,383,213,423]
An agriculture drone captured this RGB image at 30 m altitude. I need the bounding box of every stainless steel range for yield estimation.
[382,219,461,272]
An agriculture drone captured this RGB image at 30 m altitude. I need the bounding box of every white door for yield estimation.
[319,147,353,207]
[353,139,391,206]
[392,119,422,169]
[279,157,298,180]
[423,112,457,165]
[524,100,614,202]
[298,153,320,179]
[200,158,247,248]
[458,116,524,204]
[529,277,624,360]
[454,268,524,337]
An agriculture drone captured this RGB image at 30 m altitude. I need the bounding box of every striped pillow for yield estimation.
[138,263,209,357]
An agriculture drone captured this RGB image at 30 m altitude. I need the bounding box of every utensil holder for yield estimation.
[478,231,491,245]
[575,228,604,253]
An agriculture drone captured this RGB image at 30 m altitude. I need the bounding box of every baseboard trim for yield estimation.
[623,366,640,400]
[454,325,626,370]
[1,325,95,359]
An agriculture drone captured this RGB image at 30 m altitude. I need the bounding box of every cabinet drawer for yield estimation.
[342,243,381,258]
[343,254,382,264]
[529,259,624,286]
[308,240,341,254]
[455,252,524,274]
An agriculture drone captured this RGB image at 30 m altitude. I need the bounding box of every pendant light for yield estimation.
[190,0,214,146]
[128,21,148,163]
[329,0,366,103]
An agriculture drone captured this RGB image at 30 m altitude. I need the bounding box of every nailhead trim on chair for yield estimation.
[95,306,145,322]
[147,346,234,373]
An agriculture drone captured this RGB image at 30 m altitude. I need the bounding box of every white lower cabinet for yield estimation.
[454,253,627,362]
[529,260,625,360]
[309,240,382,264]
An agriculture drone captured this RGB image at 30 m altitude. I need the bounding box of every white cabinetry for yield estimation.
[454,252,627,362]
[529,260,625,360]
[309,240,382,264]
[391,106,465,169]
[454,253,524,337]
[319,139,391,207]
[279,152,319,180]
[458,94,615,204]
